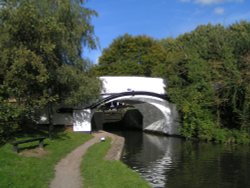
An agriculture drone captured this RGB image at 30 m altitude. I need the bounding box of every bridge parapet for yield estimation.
[100,76,166,95]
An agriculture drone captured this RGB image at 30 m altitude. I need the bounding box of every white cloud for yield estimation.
[214,7,225,14]
[180,0,244,5]
[180,0,191,2]
[196,0,224,5]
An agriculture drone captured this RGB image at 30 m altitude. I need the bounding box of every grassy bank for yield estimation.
[0,131,92,188]
[81,138,150,188]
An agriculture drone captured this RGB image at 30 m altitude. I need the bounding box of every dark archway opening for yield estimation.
[103,108,143,131]
[91,101,143,132]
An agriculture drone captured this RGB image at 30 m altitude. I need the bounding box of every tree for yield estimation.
[161,23,249,143]
[228,22,250,131]
[0,0,100,139]
[93,34,167,77]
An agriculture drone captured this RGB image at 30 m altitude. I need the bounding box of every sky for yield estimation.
[82,0,250,63]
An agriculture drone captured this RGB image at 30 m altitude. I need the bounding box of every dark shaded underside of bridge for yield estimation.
[91,108,143,131]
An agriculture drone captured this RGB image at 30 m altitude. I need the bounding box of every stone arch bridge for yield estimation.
[73,76,179,136]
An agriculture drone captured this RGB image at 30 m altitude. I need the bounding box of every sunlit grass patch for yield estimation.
[0,131,92,188]
[81,138,150,188]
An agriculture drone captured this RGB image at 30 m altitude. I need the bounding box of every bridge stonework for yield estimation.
[73,76,180,136]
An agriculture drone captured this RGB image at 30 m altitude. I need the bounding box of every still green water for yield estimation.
[120,131,250,188]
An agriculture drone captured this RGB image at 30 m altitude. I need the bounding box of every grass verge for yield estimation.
[0,131,92,188]
[81,138,151,188]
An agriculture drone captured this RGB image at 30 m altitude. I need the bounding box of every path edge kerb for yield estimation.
[103,132,125,161]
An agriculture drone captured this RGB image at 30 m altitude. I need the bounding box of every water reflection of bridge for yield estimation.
[121,131,182,187]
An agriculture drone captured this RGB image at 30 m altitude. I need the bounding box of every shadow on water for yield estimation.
[165,142,250,188]
[119,131,250,188]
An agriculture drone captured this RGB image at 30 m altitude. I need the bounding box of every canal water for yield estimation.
[117,131,250,188]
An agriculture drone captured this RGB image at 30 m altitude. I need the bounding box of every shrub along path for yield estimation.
[49,131,124,188]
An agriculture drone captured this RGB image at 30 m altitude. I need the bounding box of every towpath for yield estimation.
[49,131,124,188]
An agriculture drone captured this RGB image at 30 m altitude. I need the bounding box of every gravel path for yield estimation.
[49,131,124,188]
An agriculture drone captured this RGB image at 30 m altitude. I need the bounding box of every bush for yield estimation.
[0,100,23,143]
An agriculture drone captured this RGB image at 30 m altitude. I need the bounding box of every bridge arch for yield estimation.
[88,91,179,135]
[72,76,179,136]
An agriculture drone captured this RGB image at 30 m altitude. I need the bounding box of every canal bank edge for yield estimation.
[92,131,125,161]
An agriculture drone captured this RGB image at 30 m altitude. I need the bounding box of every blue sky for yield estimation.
[83,0,250,63]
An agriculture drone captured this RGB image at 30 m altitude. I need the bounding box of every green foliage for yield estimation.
[56,65,101,106]
[0,131,92,188]
[92,22,250,144]
[164,23,250,143]
[0,0,100,139]
[0,99,23,143]
[229,21,250,57]
[93,34,167,77]
[81,138,151,188]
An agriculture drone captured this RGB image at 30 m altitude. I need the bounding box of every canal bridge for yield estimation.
[73,76,179,136]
